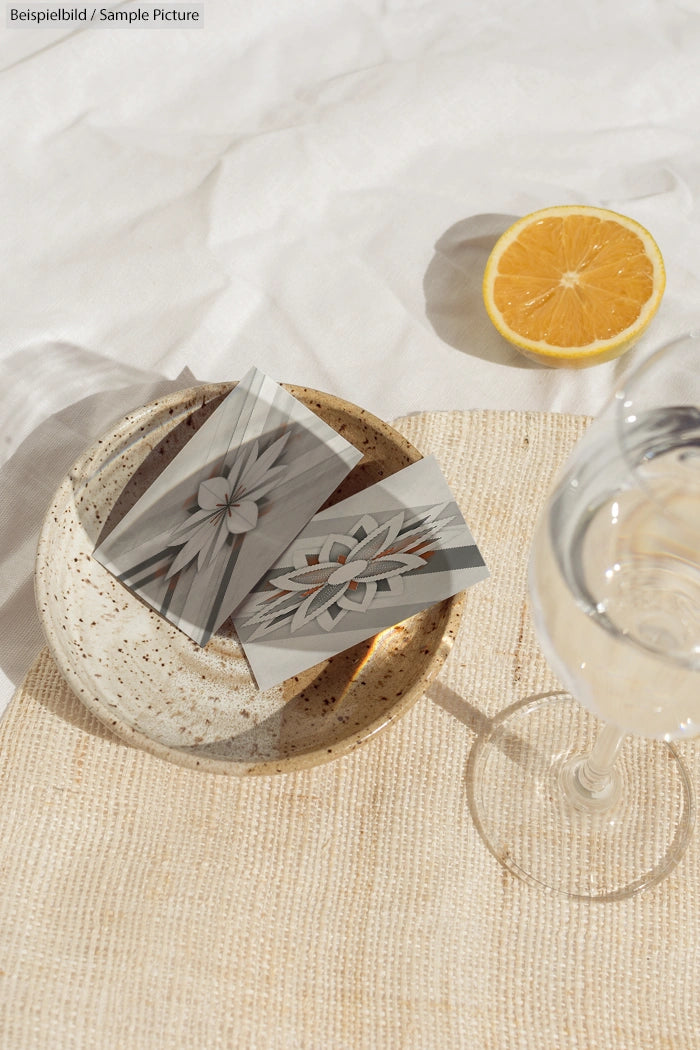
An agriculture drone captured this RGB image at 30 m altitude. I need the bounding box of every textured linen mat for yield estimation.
[1,410,699,1050]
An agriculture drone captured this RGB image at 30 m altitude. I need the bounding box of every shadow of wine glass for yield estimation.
[0,348,197,698]
[423,212,543,368]
[427,680,564,769]
[427,681,570,876]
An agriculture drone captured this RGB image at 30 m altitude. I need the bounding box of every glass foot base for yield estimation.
[467,693,695,902]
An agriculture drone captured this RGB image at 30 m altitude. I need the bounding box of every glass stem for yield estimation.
[561,723,626,813]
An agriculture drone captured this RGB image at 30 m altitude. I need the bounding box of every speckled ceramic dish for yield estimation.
[35,383,464,774]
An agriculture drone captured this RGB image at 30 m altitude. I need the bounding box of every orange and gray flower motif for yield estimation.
[165,434,289,578]
[243,506,454,638]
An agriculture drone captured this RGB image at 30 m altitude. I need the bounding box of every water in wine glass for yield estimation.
[530,406,700,741]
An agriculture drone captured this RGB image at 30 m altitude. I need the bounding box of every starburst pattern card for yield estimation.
[233,455,489,690]
[93,368,363,646]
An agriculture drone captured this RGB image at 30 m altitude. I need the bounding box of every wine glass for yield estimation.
[469,333,700,901]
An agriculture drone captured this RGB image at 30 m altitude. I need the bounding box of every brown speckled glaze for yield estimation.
[35,384,464,774]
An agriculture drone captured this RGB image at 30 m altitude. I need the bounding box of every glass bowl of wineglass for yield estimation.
[468,333,700,901]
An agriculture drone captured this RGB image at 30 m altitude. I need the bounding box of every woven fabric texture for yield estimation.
[1,409,699,1049]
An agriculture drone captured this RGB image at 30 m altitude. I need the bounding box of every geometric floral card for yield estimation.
[92,368,363,646]
[233,455,489,690]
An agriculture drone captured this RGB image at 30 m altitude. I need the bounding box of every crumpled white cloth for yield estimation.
[1,0,700,714]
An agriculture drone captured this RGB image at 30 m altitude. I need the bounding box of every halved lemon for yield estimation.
[482,205,666,367]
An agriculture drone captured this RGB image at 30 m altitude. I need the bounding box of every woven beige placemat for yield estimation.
[1,410,699,1050]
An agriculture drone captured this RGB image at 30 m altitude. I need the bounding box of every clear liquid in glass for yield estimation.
[530,407,700,740]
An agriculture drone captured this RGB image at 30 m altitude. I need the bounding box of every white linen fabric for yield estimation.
[1,0,700,713]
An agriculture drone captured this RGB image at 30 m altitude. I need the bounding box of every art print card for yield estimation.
[93,368,363,646]
[234,455,489,690]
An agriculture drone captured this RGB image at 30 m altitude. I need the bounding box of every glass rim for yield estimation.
[612,333,700,529]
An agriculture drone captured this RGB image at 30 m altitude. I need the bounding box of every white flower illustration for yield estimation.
[165,433,289,578]
[243,506,454,638]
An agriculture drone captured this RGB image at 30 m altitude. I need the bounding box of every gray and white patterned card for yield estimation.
[234,455,489,690]
[93,368,363,646]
